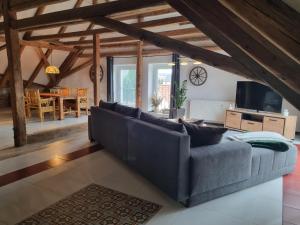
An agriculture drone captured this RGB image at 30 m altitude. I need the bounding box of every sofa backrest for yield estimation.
[90,107,133,161]
[127,119,191,202]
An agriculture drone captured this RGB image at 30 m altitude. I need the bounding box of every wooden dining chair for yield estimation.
[25,89,56,122]
[77,88,89,115]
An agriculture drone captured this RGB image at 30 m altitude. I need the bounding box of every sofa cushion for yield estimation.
[115,104,141,118]
[190,141,252,195]
[179,119,227,147]
[141,112,186,133]
[99,100,117,111]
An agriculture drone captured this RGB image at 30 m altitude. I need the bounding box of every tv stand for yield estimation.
[224,109,297,139]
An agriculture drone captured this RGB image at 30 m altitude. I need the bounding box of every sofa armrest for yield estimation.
[128,119,190,202]
[190,141,252,196]
[90,107,133,161]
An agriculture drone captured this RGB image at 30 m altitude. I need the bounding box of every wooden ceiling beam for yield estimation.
[33,48,54,85]
[219,0,300,63]
[0,44,6,51]
[81,36,209,49]
[198,0,300,93]
[89,17,252,79]
[80,46,220,58]
[81,49,171,58]
[191,1,299,93]
[9,0,165,31]
[26,49,52,88]
[34,47,50,67]
[0,35,73,51]
[60,59,93,80]
[112,8,175,21]
[22,40,74,51]
[109,4,172,21]
[27,0,85,88]
[60,28,202,46]
[0,0,69,15]
[0,7,175,34]
[167,0,300,109]
[27,16,188,41]
[22,6,46,40]
[52,0,98,87]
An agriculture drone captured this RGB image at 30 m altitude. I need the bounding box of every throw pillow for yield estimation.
[115,104,141,118]
[179,119,227,147]
[141,112,186,133]
[99,100,117,111]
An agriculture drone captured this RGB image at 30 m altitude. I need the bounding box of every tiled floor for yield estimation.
[283,146,300,225]
[0,108,88,150]
[0,138,284,225]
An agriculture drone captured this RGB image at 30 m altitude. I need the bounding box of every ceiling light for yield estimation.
[180,62,188,66]
[45,65,60,75]
[167,62,176,66]
[193,61,202,65]
[45,52,60,75]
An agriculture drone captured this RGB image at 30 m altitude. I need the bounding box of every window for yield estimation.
[113,65,136,107]
[148,64,172,112]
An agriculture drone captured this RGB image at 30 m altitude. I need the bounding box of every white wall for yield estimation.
[180,61,300,131]
[107,55,300,131]
[60,57,107,106]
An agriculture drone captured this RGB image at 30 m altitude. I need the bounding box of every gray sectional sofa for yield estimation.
[89,106,297,207]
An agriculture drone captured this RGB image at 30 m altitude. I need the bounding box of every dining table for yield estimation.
[39,93,80,120]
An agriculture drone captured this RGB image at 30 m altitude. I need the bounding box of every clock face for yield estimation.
[89,65,104,83]
[189,66,207,86]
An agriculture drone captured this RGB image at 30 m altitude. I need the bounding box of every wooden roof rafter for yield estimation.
[167,0,300,109]
[0,0,165,32]
[0,0,69,15]
[26,16,189,41]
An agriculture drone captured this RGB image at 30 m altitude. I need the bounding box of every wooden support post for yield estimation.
[136,17,143,108]
[93,33,100,106]
[136,41,143,107]
[2,0,27,146]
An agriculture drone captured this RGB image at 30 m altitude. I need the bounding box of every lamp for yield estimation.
[45,65,60,74]
[45,52,60,75]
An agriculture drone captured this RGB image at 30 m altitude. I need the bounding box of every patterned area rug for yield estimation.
[16,184,161,225]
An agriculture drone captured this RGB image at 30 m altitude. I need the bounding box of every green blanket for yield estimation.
[247,140,290,152]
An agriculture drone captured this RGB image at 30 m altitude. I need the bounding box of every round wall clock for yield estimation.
[189,66,207,86]
[89,65,104,83]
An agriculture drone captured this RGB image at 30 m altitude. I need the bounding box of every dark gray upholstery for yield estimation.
[114,104,141,118]
[140,112,186,133]
[89,108,297,207]
[127,119,190,201]
[190,141,252,195]
[88,115,93,142]
[187,146,297,206]
[90,107,133,161]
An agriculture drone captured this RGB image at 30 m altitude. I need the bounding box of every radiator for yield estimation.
[189,99,235,123]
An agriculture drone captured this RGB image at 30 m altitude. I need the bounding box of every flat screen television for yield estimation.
[236,81,283,113]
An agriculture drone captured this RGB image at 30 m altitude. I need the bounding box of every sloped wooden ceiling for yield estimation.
[0,0,299,109]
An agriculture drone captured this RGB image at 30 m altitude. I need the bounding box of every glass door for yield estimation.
[113,64,136,107]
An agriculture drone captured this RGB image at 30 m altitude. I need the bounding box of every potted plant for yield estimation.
[151,93,163,113]
[170,80,188,118]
